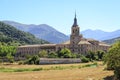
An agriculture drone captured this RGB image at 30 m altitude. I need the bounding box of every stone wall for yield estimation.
[39,58,81,64]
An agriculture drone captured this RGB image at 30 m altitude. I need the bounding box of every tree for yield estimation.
[0,42,16,63]
[48,52,58,58]
[24,55,40,65]
[81,55,89,63]
[0,22,49,45]
[86,51,96,61]
[104,41,120,79]
[38,50,48,58]
[96,51,105,60]
[58,48,72,58]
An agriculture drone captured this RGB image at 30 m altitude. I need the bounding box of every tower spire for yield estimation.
[73,11,78,27]
[75,11,76,19]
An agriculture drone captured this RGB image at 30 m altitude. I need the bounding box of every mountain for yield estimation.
[3,20,120,43]
[103,37,120,45]
[81,29,120,41]
[0,21,49,45]
[3,21,69,43]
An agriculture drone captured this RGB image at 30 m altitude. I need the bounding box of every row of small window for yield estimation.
[72,29,79,33]
[18,47,40,51]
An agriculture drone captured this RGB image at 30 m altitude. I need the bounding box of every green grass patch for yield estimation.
[0,63,98,72]
[82,62,98,68]
[44,62,98,71]
[0,67,43,72]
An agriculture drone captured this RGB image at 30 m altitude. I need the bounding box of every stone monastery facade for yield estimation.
[16,14,110,58]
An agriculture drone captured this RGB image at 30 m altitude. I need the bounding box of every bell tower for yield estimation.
[70,13,82,53]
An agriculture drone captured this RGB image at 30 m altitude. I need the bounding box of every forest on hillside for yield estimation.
[0,22,49,46]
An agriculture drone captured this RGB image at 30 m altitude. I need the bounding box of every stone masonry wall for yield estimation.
[39,58,81,64]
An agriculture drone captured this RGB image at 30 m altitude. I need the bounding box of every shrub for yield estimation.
[38,50,48,58]
[58,48,72,58]
[114,67,120,80]
[86,51,96,61]
[75,54,81,58]
[104,41,120,79]
[18,61,24,65]
[96,51,105,60]
[48,52,58,58]
[32,68,43,71]
[71,53,77,58]
[24,55,40,65]
[81,56,89,63]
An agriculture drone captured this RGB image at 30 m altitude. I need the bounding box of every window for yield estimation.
[73,49,74,52]
[73,30,74,33]
[72,37,74,39]
[73,42,74,44]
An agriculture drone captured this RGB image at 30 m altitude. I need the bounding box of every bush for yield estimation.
[75,54,81,58]
[9,59,14,63]
[58,48,72,58]
[114,67,120,80]
[104,41,120,79]
[71,53,77,58]
[81,56,89,63]
[48,52,58,58]
[18,61,24,65]
[32,68,43,71]
[86,51,96,61]
[96,51,105,60]
[38,50,48,58]
[24,55,40,65]
[0,59,2,63]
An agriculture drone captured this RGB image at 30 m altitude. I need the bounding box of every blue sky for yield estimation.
[0,0,120,34]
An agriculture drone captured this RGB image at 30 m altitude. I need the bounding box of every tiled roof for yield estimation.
[99,42,110,46]
[78,40,91,44]
[87,38,98,41]
[19,44,56,47]
[62,40,70,44]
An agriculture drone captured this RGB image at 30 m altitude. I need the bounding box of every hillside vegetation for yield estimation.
[81,29,120,41]
[0,22,49,45]
[3,21,69,43]
[103,37,120,45]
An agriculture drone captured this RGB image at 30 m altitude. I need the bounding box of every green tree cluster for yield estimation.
[0,42,16,63]
[24,55,39,65]
[48,52,58,58]
[86,51,105,61]
[38,48,77,58]
[0,22,49,45]
[38,50,48,58]
[80,55,89,63]
[23,48,106,65]
[104,41,120,79]
[58,48,72,58]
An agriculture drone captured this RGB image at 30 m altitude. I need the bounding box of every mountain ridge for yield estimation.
[103,37,120,45]
[81,29,120,41]
[3,20,120,44]
[0,21,49,45]
[3,21,69,43]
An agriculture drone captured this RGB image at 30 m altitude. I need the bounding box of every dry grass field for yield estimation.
[0,62,113,80]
